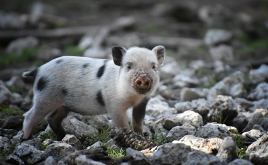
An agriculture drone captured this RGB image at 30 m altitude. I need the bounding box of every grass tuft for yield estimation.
[0,47,38,69]
[233,134,247,158]
[64,46,84,56]
[0,106,24,119]
[152,133,174,145]
[106,146,126,159]
[82,127,112,146]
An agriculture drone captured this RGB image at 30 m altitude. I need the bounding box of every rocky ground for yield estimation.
[1,0,268,165]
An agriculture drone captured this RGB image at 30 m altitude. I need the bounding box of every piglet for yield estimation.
[22,46,165,139]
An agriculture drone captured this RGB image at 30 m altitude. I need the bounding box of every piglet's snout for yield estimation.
[134,74,152,91]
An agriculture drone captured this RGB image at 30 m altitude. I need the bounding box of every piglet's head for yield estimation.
[112,46,165,95]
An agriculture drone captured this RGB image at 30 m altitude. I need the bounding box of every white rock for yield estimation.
[196,123,238,138]
[175,99,210,115]
[246,134,268,164]
[75,155,105,165]
[13,143,45,164]
[252,99,268,110]
[173,70,200,87]
[151,143,192,165]
[216,136,237,162]
[0,13,27,29]
[146,95,174,119]
[0,136,10,151]
[176,135,223,154]
[189,60,207,70]
[209,45,234,63]
[6,36,39,54]
[173,110,203,128]
[79,35,94,49]
[86,141,103,150]
[62,115,98,139]
[0,81,12,105]
[248,83,268,100]
[228,159,253,165]
[242,129,264,142]
[167,125,196,140]
[44,156,57,165]
[249,64,268,84]
[126,148,150,163]
[208,95,239,124]
[198,5,232,27]
[159,56,181,78]
[82,115,111,130]
[180,87,207,101]
[62,134,80,147]
[204,29,232,46]
[46,142,75,159]
[183,151,224,165]
[208,71,246,100]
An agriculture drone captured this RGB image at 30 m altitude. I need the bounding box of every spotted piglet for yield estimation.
[22,46,165,140]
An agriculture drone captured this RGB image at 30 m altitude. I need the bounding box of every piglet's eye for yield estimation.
[126,62,133,70]
[152,63,156,70]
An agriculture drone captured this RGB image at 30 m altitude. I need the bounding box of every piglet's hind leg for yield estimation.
[22,102,57,139]
[47,107,69,140]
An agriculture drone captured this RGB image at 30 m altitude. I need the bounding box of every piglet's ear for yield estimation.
[152,45,165,65]
[112,46,126,66]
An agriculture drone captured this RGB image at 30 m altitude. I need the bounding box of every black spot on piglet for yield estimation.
[37,77,47,91]
[56,59,63,64]
[82,63,89,68]
[96,63,106,78]
[96,91,105,106]
[62,88,68,95]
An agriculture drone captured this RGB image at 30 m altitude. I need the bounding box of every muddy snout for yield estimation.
[133,74,152,94]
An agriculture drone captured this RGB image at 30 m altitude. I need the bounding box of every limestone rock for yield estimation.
[246,134,268,164]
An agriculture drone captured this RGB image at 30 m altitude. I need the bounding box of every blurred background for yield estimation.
[1,0,268,69]
[1,0,268,111]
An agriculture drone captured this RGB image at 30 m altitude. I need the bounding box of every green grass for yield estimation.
[237,32,268,58]
[64,46,84,56]
[152,133,174,145]
[39,130,57,141]
[233,134,247,158]
[39,130,57,150]
[106,146,126,159]
[8,86,26,94]
[240,39,268,54]
[0,47,38,68]
[0,143,16,158]
[0,106,24,119]
[82,127,112,146]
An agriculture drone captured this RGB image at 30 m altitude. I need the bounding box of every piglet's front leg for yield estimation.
[132,98,148,133]
[109,104,130,130]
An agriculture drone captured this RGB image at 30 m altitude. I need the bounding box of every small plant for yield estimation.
[233,134,247,158]
[39,130,57,141]
[64,46,84,56]
[82,127,112,146]
[237,147,247,159]
[9,86,26,94]
[152,133,174,145]
[97,127,112,143]
[0,47,37,69]
[0,106,24,119]
[0,143,16,158]
[106,146,126,159]
[38,130,57,150]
